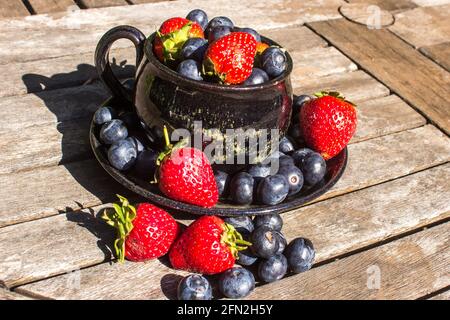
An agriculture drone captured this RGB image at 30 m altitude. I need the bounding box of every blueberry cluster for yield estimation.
[214,141,326,206]
[177,213,315,300]
[93,104,158,179]
[176,9,287,85]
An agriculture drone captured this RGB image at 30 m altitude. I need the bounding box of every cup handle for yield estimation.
[95,25,146,103]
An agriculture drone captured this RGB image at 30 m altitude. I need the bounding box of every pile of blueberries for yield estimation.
[175,9,287,85]
[214,95,327,206]
[93,103,158,179]
[177,213,315,300]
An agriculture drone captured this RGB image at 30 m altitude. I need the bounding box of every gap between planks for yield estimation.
[10,163,450,298]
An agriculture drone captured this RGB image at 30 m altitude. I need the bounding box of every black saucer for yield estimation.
[90,98,347,216]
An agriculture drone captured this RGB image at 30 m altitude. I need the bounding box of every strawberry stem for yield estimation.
[101,195,136,263]
[221,223,252,259]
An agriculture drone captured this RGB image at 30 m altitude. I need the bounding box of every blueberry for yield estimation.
[134,149,158,180]
[230,172,254,205]
[177,59,203,81]
[277,165,304,196]
[247,164,272,179]
[233,27,261,42]
[119,112,140,129]
[299,152,326,185]
[288,125,302,141]
[181,38,208,61]
[250,226,280,258]
[100,119,128,145]
[214,170,230,199]
[258,254,288,283]
[291,148,314,167]
[107,138,137,171]
[293,94,314,116]
[257,175,289,205]
[261,47,287,78]
[243,68,269,85]
[127,136,144,154]
[285,237,315,273]
[186,9,209,30]
[219,267,255,299]
[274,231,287,254]
[224,216,254,234]
[237,249,259,266]
[93,106,117,125]
[177,274,212,300]
[208,26,231,42]
[279,155,295,168]
[206,16,234,37]
[278,136,295,154]
[254,213,283,231]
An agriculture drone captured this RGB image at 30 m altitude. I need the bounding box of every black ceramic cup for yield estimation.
[95,25,293,158]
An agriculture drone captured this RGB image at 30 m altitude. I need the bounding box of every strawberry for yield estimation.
[169,215,251,274]
[102,195,180,262]
[157,127,218,208]
[153,17,204,63]
[203,32,257,84]
[299,91,357,160]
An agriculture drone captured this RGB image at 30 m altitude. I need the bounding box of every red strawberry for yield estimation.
[299,91,357,160]
[157,127,218,208]
[102,195,180,262]
[203,32,257,84]
[153,17,204,63]
[169,215,250,274]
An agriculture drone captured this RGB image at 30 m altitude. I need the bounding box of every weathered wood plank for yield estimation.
[290,47,357,82]
[0,288,32,300]
[294,70,389,103]
[346,0,417,12]
[308,18,450,135]
[28,0,78,14]
[247,222,450,300]
[420,42,450,72]
[0,27,327,98]
[429,289,450,300]
[412,0,450,7]
[389,5,450,48]
[351,95,426,143]
[14,164,450,298]
[0,123,448,231]
[0,0,30,18]
[0,159,132,228]
[339,3,394,27]
[0,93,425,175]
[79,0,129,8]
[130,0,174,4]
[0,0,344,64]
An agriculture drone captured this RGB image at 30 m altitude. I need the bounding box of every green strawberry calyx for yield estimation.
[157,22,193,62]
[314,91,356,107]
[221,223,252,259]
[202,57,228,84]
[102,195,136,263]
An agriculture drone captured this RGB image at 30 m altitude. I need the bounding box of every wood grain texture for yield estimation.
[247,222,450,300]
[0,0,30,18]
[411,0,450,7]
[339,3,394,27]
[28,0,78,13]
[429,289,450,300]
[346,0,417,12]
[389,4,450,48]
[0,27,326,98]
[0,288,32,300]
[79,0,129,8]
[0,0,344,64]
[14,164,450,298]
[294,70,389,103]
[130,0,173,3]
[308,18,450,135]
[0,159,132,228]
[420,42,450,72]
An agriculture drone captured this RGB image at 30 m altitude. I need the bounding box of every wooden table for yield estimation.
[0,0,449,300]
